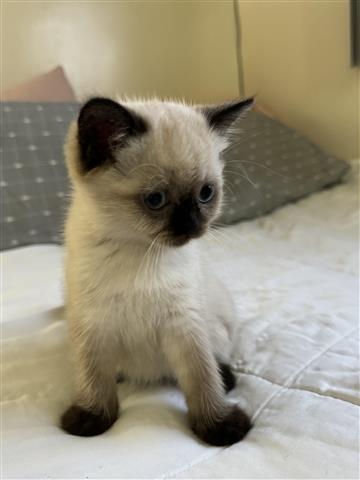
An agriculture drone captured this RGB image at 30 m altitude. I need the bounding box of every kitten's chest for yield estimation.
[79,241,201,332]
[97,241,198,297]
[106,267,198,344]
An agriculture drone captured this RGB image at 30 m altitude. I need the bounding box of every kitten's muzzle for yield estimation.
[168,197,206,245]
[170,229,206,247]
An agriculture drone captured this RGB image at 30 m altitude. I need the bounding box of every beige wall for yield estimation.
[2,0,239,104]
[238,0,359,159]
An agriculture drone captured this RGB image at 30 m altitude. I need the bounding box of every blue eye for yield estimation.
[198,184,215,203]
[144,191,167,210]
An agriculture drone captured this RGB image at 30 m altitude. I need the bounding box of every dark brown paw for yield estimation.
[192,406,251,446]
[218,362,236,393]
[61,405,117,437]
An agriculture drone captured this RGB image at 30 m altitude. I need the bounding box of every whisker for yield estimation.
[223,183,236,197]
[209,227,235,245]
[212,221,232,228]
[206,230,224,247]
[226,160,290,179]
[224,129,266,153]
[134,233,160,286]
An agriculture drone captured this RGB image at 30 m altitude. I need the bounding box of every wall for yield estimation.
[2,0,239,104]
[238,0,359,159]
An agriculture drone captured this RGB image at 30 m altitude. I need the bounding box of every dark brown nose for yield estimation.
[169,197,202,238]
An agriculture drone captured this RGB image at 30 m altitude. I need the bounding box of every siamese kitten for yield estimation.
[61,96,254,446]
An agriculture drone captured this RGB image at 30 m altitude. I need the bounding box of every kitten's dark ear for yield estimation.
[77,97,148,172]
[202,97,255,134]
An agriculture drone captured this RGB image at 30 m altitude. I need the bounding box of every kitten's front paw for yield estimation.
[192,406,251,446]
[61,405,118,437]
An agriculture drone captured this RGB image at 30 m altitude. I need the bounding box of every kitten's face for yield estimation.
[66,97,253,247]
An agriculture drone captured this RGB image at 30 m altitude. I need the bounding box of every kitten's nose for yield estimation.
[169,197,202,238]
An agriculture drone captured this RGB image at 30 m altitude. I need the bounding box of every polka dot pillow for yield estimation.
[1,102,79,250]
[219,111,349,224]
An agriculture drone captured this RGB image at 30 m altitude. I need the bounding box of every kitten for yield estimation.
[61,96,254,446]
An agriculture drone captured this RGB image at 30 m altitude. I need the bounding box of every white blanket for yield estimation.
[2,162,359,479]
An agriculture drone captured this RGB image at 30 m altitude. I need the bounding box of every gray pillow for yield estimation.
[1,102,78,250]
[219,111,349,224]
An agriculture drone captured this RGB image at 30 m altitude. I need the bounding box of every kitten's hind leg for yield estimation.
[218,362,236,393]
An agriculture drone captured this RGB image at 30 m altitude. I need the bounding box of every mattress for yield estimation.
[2,161,359,479]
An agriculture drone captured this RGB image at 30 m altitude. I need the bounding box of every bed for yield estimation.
[2,160,359,479]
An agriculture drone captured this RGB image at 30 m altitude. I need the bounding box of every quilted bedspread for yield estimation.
[2,162,359,479]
